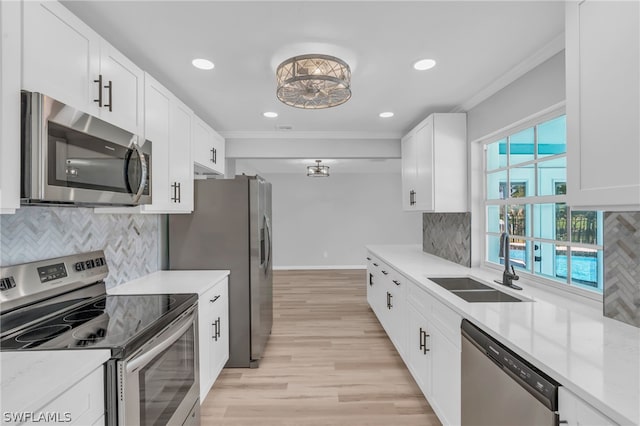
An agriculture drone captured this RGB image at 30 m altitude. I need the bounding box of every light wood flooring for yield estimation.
[201,269,441,426]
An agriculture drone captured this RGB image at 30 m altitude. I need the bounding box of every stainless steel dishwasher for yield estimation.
[461,319,560,426]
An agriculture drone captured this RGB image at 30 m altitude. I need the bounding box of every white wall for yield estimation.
[467,51,566,266]
[467,51,565,143]
[256,172,421,268]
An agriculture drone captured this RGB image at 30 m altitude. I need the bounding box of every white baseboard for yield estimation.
[273,265,366,271]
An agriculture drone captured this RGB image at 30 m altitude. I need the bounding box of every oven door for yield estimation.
[117,306,199,426]
[21,91,151,206]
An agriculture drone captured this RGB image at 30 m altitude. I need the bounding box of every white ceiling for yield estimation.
[61,1,565,140]
[235,158,401,174]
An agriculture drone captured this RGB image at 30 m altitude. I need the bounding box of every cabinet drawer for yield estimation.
[37,366,104,425]
[430,299,461,348]
[407,281,432,317]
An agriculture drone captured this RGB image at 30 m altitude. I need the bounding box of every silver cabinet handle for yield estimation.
[104,79,113,111]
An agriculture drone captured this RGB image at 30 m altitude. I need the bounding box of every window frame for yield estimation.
[479,107,604,302]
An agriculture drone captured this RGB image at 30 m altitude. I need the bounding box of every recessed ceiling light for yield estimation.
[413,59,436,71]
[263,112,278,118]
[192,58,214,70]
[379,112,394,118]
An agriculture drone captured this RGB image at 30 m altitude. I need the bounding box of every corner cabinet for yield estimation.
[565,0,640,210]
[22,1,143,136]
[401,113,467,212]
[193,115,226,176]
[0,0,21,214]
[198,277,229,403]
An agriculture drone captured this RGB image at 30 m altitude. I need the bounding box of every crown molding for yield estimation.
[451,32,565,114]
[220,130,402,140]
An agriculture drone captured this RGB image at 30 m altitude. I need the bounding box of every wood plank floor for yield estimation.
[201,269,441,426]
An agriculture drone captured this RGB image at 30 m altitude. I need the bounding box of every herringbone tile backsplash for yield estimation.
[423,213,471,267]
[0,207,160,288]
[604,212,640,328]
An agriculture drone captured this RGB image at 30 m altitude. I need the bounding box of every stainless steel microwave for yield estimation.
[21,91,151,206]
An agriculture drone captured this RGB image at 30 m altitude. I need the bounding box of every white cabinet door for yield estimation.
[558,387,617,426]
[22,1,142,136]
[406,303,432,398]
[385,272,406,359]
[98,41,144,135]
[199,278,229,403]
[0,0,21,214]
[169,100,194,212]
[401,113,467,212]
[401,132,417,210]
[430,324,461,426]
[566,0,640,210]
[143,75,172,212]
[413,120,435,211]
[210,278,229,379]
[22,1,100,115]
[192,115,226,176]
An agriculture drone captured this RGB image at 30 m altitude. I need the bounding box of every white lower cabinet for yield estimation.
[198,277,229,402]
[34,366,105,426]
[558,387,618,426]
[366,251,461,426]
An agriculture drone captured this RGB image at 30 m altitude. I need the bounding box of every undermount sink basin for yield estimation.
[427,277,529,303]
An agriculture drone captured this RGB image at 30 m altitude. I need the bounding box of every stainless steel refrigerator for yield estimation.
[168,175,273,368]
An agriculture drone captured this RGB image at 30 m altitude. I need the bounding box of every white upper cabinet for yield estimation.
[192,114,226,176]
[401,113,467,212]
[97,73,193,214]
[0,0,21,214]
[566,0,640,210]
[22,1,143,136]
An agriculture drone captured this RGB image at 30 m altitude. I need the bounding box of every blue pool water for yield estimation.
[509,251,598,287]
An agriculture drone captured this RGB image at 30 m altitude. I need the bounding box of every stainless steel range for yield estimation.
[0,251,200,426]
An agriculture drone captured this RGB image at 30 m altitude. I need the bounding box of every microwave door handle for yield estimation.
[126,312,194,373]
[130,142,148,204]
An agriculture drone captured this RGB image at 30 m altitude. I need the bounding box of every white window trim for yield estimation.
[470,102,604,304]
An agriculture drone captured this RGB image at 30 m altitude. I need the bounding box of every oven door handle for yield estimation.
[126,311,194,374]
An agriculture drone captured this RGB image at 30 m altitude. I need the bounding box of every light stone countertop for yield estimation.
[0,350,110,416]
[107,270,230,296]
[367,244,640,426]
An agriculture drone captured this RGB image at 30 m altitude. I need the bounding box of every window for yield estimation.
[484,114,604,294]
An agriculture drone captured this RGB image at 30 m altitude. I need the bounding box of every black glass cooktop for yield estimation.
[0,293,197,358]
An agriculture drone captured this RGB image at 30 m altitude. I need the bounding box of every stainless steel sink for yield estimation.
[428,277,492,291]
[428,277,529,303]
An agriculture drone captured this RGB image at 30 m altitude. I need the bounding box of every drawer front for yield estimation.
[37,366,104,426]
[407,280,432,317]
[430,299,462,348]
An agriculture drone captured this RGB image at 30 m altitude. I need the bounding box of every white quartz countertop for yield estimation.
[366,244,640,426]
[0,350,110,416]
[107,270,229,296]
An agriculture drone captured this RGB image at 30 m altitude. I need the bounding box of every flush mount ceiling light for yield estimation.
[276,54,351,109]
[413,58,436,71]
[192,58,214,70]
[379,112,394,118]
[307,160,330,177]
[263,111,278,118]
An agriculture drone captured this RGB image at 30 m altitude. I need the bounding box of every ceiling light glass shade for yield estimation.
[307,160,330,177]
[276,54,351,109]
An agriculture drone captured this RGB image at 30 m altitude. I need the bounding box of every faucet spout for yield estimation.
[495,232,522,290]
